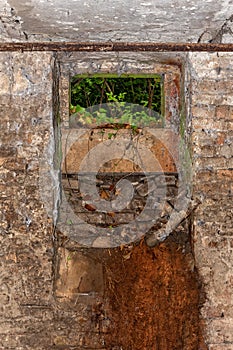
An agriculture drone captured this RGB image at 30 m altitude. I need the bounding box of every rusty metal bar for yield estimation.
[1,42,233,52]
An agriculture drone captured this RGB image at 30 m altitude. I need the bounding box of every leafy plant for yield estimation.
[70,76,163,128]
[108,132,117,139]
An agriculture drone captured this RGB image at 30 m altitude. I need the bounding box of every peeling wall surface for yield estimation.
[0,1,233,350]
[190,52,233,348]
[0,0,233,43]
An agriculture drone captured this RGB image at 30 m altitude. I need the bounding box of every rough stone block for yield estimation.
[55,248,104,299]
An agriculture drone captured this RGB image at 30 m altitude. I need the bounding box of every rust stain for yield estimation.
[102,239,207,350]
[1,42,233,52]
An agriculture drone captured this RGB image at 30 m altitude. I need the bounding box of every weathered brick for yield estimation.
[209,345,233,350]
[191,52,233,348]
[208,319,233,343]
[216,105,230,120]
[195,156,228,170]
[216,132,228,145]
[192,105,215,119]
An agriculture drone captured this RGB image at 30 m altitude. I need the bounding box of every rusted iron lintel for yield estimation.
[1,42,233,52]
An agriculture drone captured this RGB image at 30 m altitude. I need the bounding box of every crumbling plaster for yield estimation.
[1,1,233,349]
[0,0,233,43]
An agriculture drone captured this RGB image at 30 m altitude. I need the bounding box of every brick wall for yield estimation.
[190,52,233,349]
[0,50,233,349]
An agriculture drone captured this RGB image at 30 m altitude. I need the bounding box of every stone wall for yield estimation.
[0,52,113,350]
[0,52,56,349]
[0,50,233,349]
[190,52,233,349]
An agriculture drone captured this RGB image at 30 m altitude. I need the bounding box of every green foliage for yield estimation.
[108,132,117,139]
[70,76,163,127]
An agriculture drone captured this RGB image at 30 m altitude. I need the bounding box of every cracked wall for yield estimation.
[1,0,233,43]
[0,52,55,349]
[190,52,233,349]
[0,49,233,349]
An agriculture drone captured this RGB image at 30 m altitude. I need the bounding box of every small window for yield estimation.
[69,75,163,128]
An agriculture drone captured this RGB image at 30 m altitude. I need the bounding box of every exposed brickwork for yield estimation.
[0,49,233,349]
[190,52,233,348]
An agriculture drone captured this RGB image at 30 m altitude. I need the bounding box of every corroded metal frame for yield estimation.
[0,42,233,52]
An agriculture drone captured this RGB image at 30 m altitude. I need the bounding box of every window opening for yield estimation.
[61,73,179,243]
[69,74,163,128]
